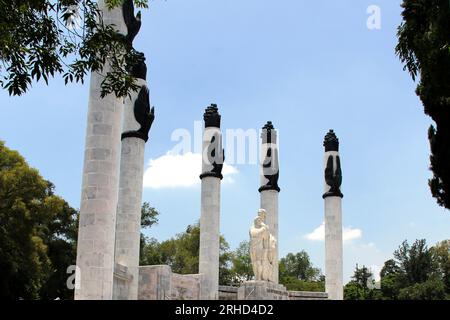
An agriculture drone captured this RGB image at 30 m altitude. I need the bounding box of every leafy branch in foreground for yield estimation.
[396,0,450,209]
[0,0,148,98]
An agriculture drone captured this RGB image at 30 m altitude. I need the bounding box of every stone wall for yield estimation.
[221,284,328,301]
[219,286,238,300]
[138,265,172,300]
[288,291,328,300]
[137,265,328,300]
[171,274,201,300]
[237,281,289,300]
[138,265,201,300]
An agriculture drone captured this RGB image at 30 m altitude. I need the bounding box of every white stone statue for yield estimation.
[249,209,277,282]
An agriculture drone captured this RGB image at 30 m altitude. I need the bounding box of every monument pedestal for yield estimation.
[237,281,288,300]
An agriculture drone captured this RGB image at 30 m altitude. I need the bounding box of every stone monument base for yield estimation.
[134,266,329,300]
[237,281,289,300]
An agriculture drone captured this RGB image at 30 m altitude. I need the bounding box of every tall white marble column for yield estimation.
[111,0,154,300]
[113,63,154,299]
[258,121,280,284]
[323,129,344,300]
[75,0,127,300]
[199,104,224,300]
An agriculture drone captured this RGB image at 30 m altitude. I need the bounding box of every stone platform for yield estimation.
[288,290,329,300]
[114,264,329,300]
[237,281,289,300]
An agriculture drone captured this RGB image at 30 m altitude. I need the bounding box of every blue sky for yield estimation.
[1,0,449,282]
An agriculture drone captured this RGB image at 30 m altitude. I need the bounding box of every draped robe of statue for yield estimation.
[249,209,277,282]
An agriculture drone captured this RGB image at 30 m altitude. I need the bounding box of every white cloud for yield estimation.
[343,226,363,242]
[143,152,238,189]
[302,224,388,284]
[304,222,362,243]
[304,223,325,241]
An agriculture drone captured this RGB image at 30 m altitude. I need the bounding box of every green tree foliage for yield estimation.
[219,239,234,286]
[0,141,160,299]
[396,0,450,209]
[140,223,233,285]
[0,0,148,98]
[279,251,321,281]
[431,240,450,296]
[280,276,325,292]
[140,202,159,229]
[380,259,401,278]
[0,141,78,299]
[398,276,446,300]
[377,239,449,300]
[343,281,362,300]
[279,251,324,292]
[350,239,450,300]
[344,265,381,300]
[394,239,435,284]
[38,193,78,300]
[139,202,159,256]
[229,241,254,284]
[380,259,406,299]
[352,264,373,289]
